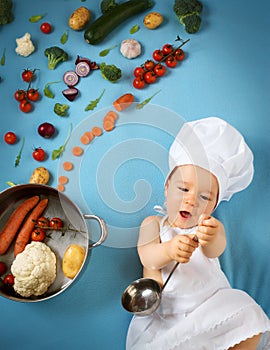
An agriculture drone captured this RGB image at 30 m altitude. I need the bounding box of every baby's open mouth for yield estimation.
[180,211,192,219]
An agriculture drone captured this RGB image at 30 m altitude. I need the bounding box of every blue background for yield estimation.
[0,0,269,349]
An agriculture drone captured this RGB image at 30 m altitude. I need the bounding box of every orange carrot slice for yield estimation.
[106,110,118,121]
[58,175,68,184]
[103,120,115,132]
[63,161,73,171]
[80,134,91,145]
[72,146,83,156]
[92,126,103,137]
[57,184,65,192]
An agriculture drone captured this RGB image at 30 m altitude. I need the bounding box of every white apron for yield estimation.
[126,217,270,350]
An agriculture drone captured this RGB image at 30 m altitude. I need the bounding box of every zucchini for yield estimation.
[84,0,154,45]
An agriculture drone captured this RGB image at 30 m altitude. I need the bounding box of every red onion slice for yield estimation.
[63,71,79,87]
[62,87,79,101]
[75,55,91,66]
[75,61,90,77]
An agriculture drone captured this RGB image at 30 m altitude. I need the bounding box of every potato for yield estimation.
[62,244,86,279]
[29,167,50,185]
[143,12,163,30]
[69,6,91,31]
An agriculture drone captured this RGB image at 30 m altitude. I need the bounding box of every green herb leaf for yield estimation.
[136,89,161,110]
[29,13,47,23]
[15,137,25,167]
[130,24,140,34]
[6,181,16,187]
[85,89,105,111]
[1,48,6,66]
[60,30,68,44]
[52,124,72,160]
[99,45,117,57]
[43,81,61,99]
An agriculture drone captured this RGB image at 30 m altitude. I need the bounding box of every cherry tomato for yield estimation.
[36,216,49,228]
[174,48,185,61]
[32,147,46,161]
[27,88,39,102]
[0,262,7,276]
[49,217,64,229]
[133,77,145,89]
[152,49,164,62]
[31,228,46,242]
[133,66,145,78]
[162,44,174,55]
[40,22,52,34]
[144,59,155,71]
[3,274,14,286]
[165,55,177,68]
[19,99,32,113]
[143,71,157,84]
[4,131,17,145]
[21,69,35,83]
[153,63,166,77]
[14,89,26,102]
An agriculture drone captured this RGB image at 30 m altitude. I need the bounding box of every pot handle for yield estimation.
[83,214,108,248]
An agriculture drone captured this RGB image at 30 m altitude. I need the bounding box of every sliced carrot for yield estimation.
[58,175,68,185]
[92,126,103,137]
[63,161,73,171]
[57,184,65,192]
[80,134,91,145]
[72,146,83,157]
[103,120,115,132]
[106,110,118,121]
[113,93,134,111]
[84,131,94,141]
[104,114,115,124]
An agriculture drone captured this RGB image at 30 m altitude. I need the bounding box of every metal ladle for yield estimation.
[121,236,198,317]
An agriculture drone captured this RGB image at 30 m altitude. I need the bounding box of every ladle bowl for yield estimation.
[121,277,162,316]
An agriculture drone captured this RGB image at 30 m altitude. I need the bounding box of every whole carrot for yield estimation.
[14,198,49,257]
[0,196,40,255]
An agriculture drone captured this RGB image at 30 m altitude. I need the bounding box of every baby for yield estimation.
[126,117,270,350]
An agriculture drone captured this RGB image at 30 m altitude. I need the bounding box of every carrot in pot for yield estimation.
[14,198,49,257]
[0,195,40,255]
[113,93,134,111]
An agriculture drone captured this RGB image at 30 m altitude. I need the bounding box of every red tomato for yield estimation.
[133,77,145,89]
[162,44,174,55]
[49,217,64,229]
[40,22,52,34]
[19,99,32,113]
[37,216,49,228]
[21,69,35,83]
[153,63,166,77]
[144,59,155,71]
[27,88,39,102]
[165,55,177,68]
[152,49,164,62]
[31,228,46,242]
[32,147,46,161]
[174,48,185,61]
[3,274,14,286]
[133,66,145,78]
[14,89,26,102]
[0,262,7,276]
[143,71,157,84]
[4,131,17,144]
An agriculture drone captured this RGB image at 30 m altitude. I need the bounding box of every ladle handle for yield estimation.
[161,235,198,292]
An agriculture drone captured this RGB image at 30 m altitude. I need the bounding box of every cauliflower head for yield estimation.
[11,241,56,298]
[15,33,35,57]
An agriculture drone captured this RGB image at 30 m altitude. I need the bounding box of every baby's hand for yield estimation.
[197,214,221,247]
[167,234,199,263]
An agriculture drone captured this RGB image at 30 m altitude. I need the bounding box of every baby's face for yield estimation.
[165,165,219,229]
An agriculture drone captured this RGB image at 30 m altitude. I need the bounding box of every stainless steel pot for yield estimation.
[0,184,107,302]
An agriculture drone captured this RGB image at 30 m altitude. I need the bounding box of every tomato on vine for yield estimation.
[14,89,26,102]
[3,274,14,286]
[152,49,164,62]
[21,69,36,83]
[49,217,64,229]
[162,44,174,55]
[133,77,145,89]
[174,48,185,61]
[27,88,39,102]
[32,147,46,161]
[143,71,157,84]
[19,99,33,113]
[4,131,17,144]
[165,55,177,68]
[40,22,52,34]
[36,217,50,228]
[31,228,46,242]
[134,66,145,78]
[144,60,155,71]
[154,63,166,77]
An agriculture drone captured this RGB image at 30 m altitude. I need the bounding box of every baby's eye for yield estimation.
[200,194,210,201]
[178,187,188,192]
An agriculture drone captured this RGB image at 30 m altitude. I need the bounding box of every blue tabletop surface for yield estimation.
[0,0,269,349]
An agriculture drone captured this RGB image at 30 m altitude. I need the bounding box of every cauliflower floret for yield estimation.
[11,242,56,298]
[15,33,35,57]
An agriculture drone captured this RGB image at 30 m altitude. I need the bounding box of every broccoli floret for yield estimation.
[173,0,203,34]
[100,62,122,83]
[100,0,119,14]
[54,103,69,117]
[0,0,14,25]
[44,46,68,70]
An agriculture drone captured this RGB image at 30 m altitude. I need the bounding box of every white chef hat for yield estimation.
[167,117,254,206]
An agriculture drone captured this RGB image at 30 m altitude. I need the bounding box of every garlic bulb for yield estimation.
[120,39,141,59]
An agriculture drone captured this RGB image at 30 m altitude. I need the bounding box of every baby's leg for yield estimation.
[228,334,261,350]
